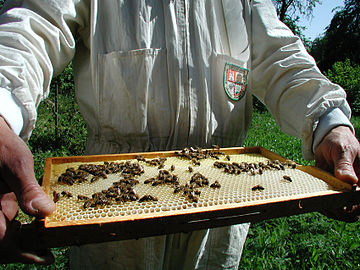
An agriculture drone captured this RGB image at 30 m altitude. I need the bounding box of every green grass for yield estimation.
[243,110,312,165]
[3,92,360,269]
[240,110,360,270]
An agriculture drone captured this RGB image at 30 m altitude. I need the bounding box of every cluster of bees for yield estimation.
[81,178,159,208]
[144,169,179,186]
[53,147,298,210]
[52,190,72,202]
[57,161,145,186]
[212,160,296,192]
[213,159,297,192]
[174,172,211,203]
[135,155,167,169]
[57,167,90,185]
[174,146,226,166]
[174,173,221,203]
[54,177,158,208]
[54,161,151,208]
[213,159,296,176]
[142,167,220,203]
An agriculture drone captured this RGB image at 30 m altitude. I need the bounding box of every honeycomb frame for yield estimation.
[42,147,352,229]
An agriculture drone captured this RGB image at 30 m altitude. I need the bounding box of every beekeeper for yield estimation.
[0,0,359,268]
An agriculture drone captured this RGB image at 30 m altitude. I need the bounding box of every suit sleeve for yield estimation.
[249,0,352,159]
[0,0,89,140]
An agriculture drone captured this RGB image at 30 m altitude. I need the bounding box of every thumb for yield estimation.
[18,180,55,218]
[1,167,55,218]
[333,153,358,185]
[0,117,55,218]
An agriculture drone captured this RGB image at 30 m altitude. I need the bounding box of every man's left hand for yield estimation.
[315,125,360,222]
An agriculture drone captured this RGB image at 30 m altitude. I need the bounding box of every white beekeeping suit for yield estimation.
[0,0,352,269]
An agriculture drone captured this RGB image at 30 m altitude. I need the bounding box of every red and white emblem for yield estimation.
[223,63,249,101]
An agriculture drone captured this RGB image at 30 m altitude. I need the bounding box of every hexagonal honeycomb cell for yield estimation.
[45,151,347,227]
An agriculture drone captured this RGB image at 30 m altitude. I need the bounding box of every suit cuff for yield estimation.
[0,88,24,135]
[313,108,354,153]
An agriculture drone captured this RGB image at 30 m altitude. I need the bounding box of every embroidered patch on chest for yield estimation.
[223,63,249,101]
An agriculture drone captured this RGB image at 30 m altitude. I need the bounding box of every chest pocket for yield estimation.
[97,48,171,142]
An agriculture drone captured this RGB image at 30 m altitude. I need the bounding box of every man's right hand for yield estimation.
[0,116,55,264]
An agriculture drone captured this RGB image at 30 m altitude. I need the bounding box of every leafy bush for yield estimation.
[51,62,75,94]
[326,59,360,115]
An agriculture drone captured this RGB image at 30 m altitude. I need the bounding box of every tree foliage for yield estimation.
[272,0,320,47]
[326,59,360,115]
[310,0,360,72]
[272,0,320,22]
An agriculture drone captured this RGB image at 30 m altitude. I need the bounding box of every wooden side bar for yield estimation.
[19,188,360,250]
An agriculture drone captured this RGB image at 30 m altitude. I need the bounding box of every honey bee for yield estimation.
[192,159,200,166]
[187,192,199,203]
[53,191,60,203]
[83,199,94,208]
[136,155,145,162]
[139,195,158,202]
[188,166,193,173]
[152,180,162,186]
[174,186,183,194]
[283,175,292,182]
[61,191,73,198]
[99,172,108,179]
[210,181,221,189]
[78,194,90,200]
[91,176,99,183]
[190,172,209,187]
[144,178,155,184]
[158,163,165,169]
[252,185,264,191]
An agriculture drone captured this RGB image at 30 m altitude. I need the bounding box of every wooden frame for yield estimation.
[19,147,360,249]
